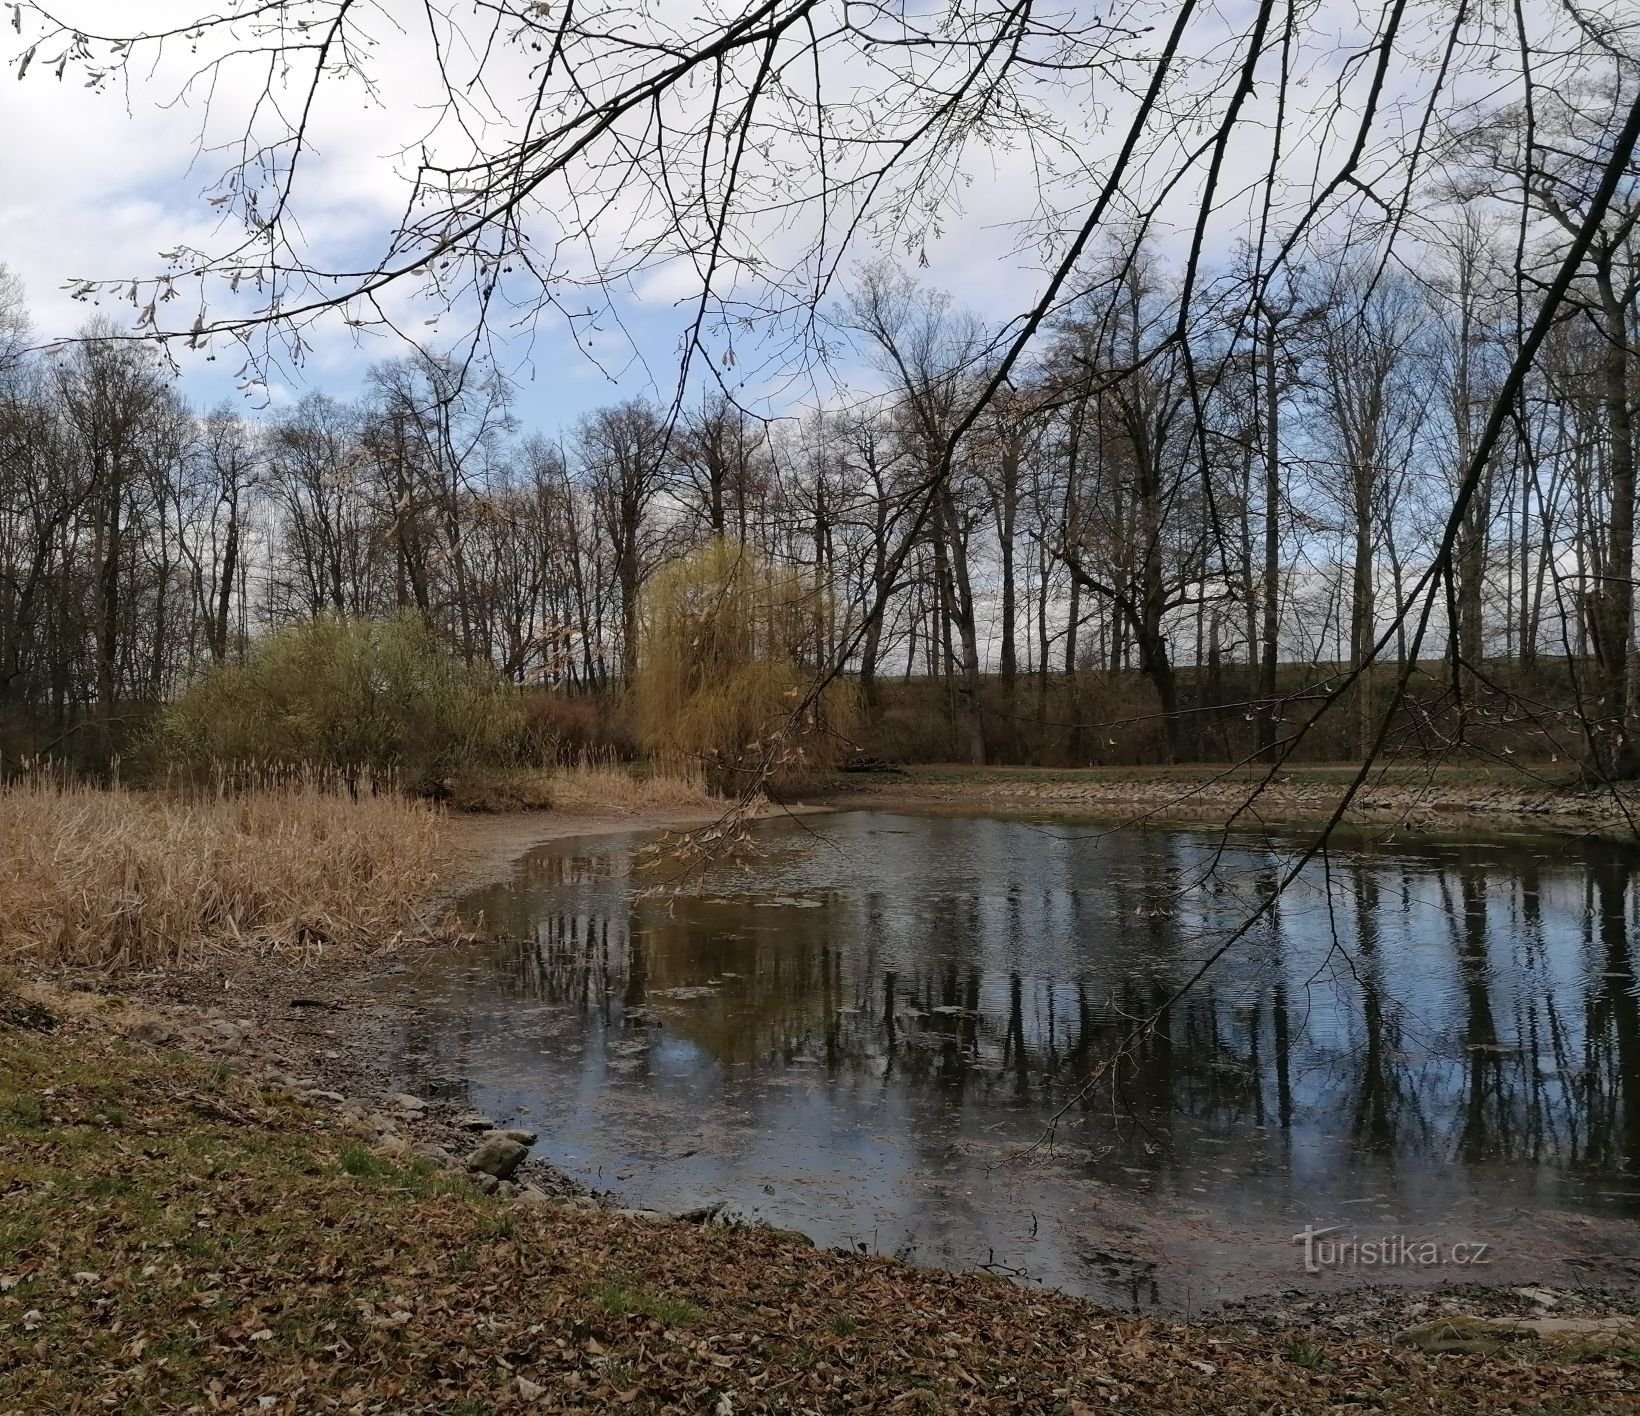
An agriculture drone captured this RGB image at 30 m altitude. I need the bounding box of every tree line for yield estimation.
[0,72,1636,775]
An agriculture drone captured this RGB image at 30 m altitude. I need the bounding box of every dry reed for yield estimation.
[546,759,716,811]
[0,776,452,971]
[444,753,716,813]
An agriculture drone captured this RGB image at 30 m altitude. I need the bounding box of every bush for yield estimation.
[519,690,637,764]
[633,540,858,790]
[153,615,523,792]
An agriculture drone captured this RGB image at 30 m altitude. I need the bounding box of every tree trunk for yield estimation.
[997,433,1019,692]
[1591,268,1637,779]
[1259,320,1282,758]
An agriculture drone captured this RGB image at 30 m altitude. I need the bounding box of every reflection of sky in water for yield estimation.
[393,813,1640,1307]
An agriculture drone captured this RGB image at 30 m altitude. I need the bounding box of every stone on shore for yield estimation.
[465,1132,529,1180]
[1395,1314,1640,1355]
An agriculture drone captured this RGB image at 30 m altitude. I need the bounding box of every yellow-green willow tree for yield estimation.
[634,540,857,791]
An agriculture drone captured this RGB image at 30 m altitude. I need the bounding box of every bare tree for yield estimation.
[576,400,670,682]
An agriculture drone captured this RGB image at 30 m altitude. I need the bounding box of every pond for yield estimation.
[388,810,1640,1309]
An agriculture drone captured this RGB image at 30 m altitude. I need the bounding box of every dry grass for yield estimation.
[547,759,716,811]
[447,758,717,813]
[0,778,451,971]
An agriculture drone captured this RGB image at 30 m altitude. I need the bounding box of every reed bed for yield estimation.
[546,758,715,811]
[444,755,716,813]
[0,776,451,971]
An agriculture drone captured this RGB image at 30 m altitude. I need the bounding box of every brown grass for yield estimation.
[546,759,717,811]
[447,757,717,813]
[0,778,451,971]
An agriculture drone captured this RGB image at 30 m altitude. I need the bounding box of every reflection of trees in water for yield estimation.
[459,835,1640,1182]
[1584,859,1640,1172]
[1347,868,1432,1156]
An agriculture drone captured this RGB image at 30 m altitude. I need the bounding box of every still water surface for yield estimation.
[390,811,1640,1307]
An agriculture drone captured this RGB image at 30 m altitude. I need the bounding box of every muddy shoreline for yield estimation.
[813,765,1640,837]
[33,796,1640,1337]
[432,802,741,900]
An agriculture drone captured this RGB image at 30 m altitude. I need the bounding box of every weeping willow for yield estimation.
[635,540,858,787]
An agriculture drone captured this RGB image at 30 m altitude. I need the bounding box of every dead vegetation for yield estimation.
[547,760,716,812]
[0,776,452,971]
[445,759,717,814]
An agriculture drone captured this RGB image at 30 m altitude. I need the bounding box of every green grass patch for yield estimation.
[0,1089,44,1127]
[593,1276,703,1326]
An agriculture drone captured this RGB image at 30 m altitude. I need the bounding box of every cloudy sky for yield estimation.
[1,2,1116,427]
[0,0,1587,435]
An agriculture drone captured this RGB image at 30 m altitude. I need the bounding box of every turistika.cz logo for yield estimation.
[1293,1224,1493,1274]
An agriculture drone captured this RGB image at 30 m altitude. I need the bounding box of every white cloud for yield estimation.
[0,0,1616,431]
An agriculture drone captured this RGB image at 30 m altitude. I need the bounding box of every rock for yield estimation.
[388,1093,426,1112]
[762,1225,815,1247]
[206,1020,246,1052]
[470,1172,500,1196]
[1395,1315,1640,1354]
[499,1127,538,1145]
[465,1133,529,1180]
[128,1020,174,1046]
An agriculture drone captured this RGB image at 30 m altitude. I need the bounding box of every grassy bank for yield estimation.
[2,999,1635,1413]
[445,760,715,814]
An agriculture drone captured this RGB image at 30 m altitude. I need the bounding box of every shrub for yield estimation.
[152,615,522,792]
[633,540,858,791]
[519,690,637,764]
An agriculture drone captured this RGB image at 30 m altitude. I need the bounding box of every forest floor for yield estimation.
[813,762,1640,836]
[3,990,1640,1413]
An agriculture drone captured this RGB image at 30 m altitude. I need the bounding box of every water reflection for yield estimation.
[395,812,1640,1305]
